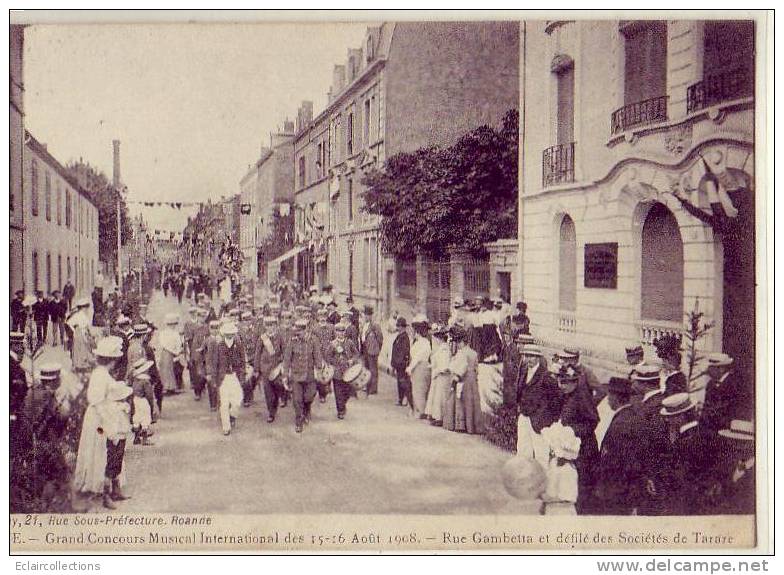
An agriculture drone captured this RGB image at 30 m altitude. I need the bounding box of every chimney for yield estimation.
[112,139,121,188]
[347,48,363,81]
[332,64,345,95]
[296,101,313,133]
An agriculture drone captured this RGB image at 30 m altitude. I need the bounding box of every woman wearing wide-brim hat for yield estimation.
[73,336,131,509]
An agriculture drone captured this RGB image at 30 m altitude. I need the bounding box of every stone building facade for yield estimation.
[240,123,295,281]
[10,25,25,295]
[293,21,519,315]
[23,132,101,298]
[520,20,756,383]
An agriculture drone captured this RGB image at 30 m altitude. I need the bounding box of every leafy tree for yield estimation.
[361,109,518,256]
[66,161,132,264]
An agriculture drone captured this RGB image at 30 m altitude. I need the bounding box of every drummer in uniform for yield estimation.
[325,322,361,420]
[311,308,335,404]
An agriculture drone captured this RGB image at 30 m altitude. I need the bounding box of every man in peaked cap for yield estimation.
[203,319,223,411]
[255,315,284,423]
[238,310,258,407]
[311,308,335,404]
[189,309,211,402]
[282,318,324,433]
[625,344,645,379]
[325,322,361,420]
[10,332,28,419]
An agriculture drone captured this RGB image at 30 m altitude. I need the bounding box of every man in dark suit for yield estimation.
[700,352,740,434]
[501,332,530,407]
[359,305,384,396]
[628,364,671,515]
[210,322,247,435]
[48,291,67,347]
[660,392,716,515]
[11,290,27,333]
[62,279,75,311]
[390,317,411,408]
[516,344,560,467]
[713,420,755,515]
[592,377,642,515]
[31,291,49,349]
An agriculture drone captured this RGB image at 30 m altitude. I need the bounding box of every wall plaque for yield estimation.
[584,242,618,288]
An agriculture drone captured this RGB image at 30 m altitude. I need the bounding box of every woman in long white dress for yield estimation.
[72,336,127,508]
[425,324,450,426]
[157,313,183,394]
[406,317,432,419]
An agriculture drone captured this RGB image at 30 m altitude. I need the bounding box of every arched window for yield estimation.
[641,203,683,322]
[559,215,577,311]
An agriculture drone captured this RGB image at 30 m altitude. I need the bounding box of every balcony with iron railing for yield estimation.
[610,95,668,135]
[542,142,575,187]
[686,67,753,114]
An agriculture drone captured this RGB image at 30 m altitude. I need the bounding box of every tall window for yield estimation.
[368,237,377,288]
[556,63,575,144]
[366,35,374,61]
[641,203,683,322]
[347,178,354,223]
[703,21,754,81]
[56,182,62,225]
[45,171,52,221]
[46,252,52,294]
[32,251,39,292]
[559,215,577,312]
[623,21,667,105]
[364,98,371,145]
[298,156,306,189]
[347,111,354,156]
[363,238,370,286]
[65,189,72,228]
[67,256,71,281]
[57,254,62,289]
[31,160,39,216]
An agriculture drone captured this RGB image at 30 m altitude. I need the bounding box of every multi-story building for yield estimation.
[520,20,755,387]
[239,121,295,281]
[23,132,101,298]
[293,21,519,314]
[10,25,25,295]
[221,194,241,247]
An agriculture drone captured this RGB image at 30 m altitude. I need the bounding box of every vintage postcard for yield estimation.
[7,9,771,554]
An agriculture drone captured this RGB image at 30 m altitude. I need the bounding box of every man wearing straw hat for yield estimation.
[715,419,755,514]
[203,319,222,412]
[210,322,246,436]
[516,343,560,468]
[700,352,740,433]
[659,392,716,515]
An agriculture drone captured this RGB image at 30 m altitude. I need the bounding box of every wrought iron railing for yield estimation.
[542,142,576,187]
[686,67,753,114]
[610,95,668,135]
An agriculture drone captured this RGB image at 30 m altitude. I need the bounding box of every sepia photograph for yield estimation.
[7,9,770,553]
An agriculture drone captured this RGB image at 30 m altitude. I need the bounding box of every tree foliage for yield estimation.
[66,161,132,264]
[361,109,518,256]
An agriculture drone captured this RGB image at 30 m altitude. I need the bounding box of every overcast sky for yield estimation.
[24,22,368,233]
